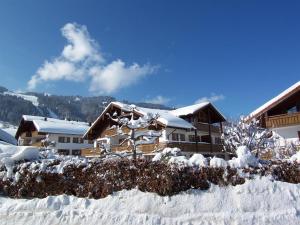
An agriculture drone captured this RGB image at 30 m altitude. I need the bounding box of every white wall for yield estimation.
[271,125,300,146]
[49,133,93,155]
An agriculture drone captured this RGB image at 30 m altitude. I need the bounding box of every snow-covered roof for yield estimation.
[112,102,195,129]
[0,128,17,145]
[249,81,300,118]
[171,102,210,117]
[22,115,90,136]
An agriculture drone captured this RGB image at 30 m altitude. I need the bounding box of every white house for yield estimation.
[248,81,300,147]
[15,115,93,155]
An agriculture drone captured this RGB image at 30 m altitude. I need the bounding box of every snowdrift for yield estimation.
[0,177,299,225]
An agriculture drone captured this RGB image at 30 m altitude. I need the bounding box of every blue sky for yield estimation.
[0,0,300,118]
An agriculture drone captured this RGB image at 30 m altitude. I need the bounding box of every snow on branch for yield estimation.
[106,105,161,160]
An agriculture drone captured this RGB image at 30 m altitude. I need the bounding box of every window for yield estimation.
[58,137,70,143]
[66,137,70,143]
[73,137,79,143]
[189,135,195,142]
[298,131,300,141]
[57,149,69,155]
[172,133,179,141]
[180,134,186,142]
[188,135,200,142]
[25,132,32,137]
[288,106,297,114]
[72,149,81,156]
[201,135,211,143]
[58,137,65,143]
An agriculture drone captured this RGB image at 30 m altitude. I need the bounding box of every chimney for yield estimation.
[88,122,92,126]
[44,117,47,121]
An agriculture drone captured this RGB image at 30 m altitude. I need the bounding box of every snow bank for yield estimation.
[0,177,299,225]
[228,146,259,168]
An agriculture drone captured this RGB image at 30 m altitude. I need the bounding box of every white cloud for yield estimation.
[145,95,171,105]
[195,93,225,104]
[89,60,157,94]
[61,23,103,63]
[27,23,156,93]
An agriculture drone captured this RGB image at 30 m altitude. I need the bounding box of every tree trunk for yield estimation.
[131,129,137,161]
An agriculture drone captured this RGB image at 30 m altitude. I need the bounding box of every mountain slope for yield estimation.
[0,86,170,125]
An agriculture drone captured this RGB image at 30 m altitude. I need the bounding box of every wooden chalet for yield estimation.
[83,101,227,158]
[248,81,300,146]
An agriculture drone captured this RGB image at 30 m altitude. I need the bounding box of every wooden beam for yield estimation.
[195,129,199,152]
[208,108,213,153]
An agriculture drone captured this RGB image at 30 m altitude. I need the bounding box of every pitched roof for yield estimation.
[21,115,90,136]
[249,81,300,118]
[0,128,17,145]
[171,102,210,117]
[107,102,195,129]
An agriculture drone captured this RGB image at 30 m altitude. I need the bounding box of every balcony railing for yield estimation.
[266,112,300,128]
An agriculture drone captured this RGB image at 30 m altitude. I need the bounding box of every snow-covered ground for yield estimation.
[0,177,299,225]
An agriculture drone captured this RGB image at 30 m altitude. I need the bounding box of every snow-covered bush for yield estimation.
[210,157,228,168]
[152,147,182,162]
[153,148,208,168]
[222,117,275,157]
[290,151,300,164]
[228,146,259,168]
[189,154,208,167]
[0,145,40,178]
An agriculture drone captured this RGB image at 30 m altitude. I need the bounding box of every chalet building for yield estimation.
[83,101,226,158]
[0,128,17,145]
[248,81,300,147]
[15,115,93,155]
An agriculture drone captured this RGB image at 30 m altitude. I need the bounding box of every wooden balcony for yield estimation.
[193,122,220,133]
[266,112,300,128]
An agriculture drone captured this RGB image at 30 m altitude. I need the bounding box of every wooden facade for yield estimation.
[250,83,300,129]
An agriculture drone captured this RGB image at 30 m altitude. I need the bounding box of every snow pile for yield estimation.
[0,177,299,225]
[210,157,228,168]
[228,146,259,168]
